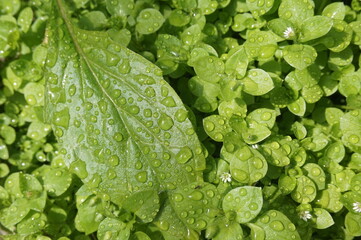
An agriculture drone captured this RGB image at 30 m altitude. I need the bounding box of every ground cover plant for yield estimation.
[0,0,361,239]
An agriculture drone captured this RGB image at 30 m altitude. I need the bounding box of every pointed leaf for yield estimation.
[45,0,214,234]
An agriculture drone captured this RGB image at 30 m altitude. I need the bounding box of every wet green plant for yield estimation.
[0,0,361,239]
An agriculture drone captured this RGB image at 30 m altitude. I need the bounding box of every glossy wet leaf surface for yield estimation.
[44,0,216,237]
[136,9,165,34]
[97,217,132,240]
[283,44,317,70]
[222,186,263,223]
[222,143,268,184]
[241,69,274,96]
[311,208,334,229]
[1,0,361,238]
[278,0,314,27]
[254,210,301,240]
[340,109,361,153]
[345,212,361,236]
[212,221,243,240]
[299,16,333,42]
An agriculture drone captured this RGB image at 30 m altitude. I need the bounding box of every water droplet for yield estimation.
[303,186,315,195]
[69,84,76,96]
[142,109,152,118]
[135,171,147,183]
[237,147,253,161]
[252,157,264,169]
[53,108,70,129]
[249,202,258,210]
[261,112,272,121]
[73,119,81,128]
[26,94,37,105]
[233,169,248,182]
[348,134,360,144]
[159,220,169,230]
[111,89,121,98]
[163,152,171,160]
[214,132,224,141]
[311,167,321,176]
[85,102,93,110]
[151,159,161,167]
[188,190,203,200]
[260,215,270,223]
[187,217,195,224]
[98,100,108,113]
[195,219,207,229]
[69,159,88,179]
[108,155,119,166]
[102,79,110,88]
[106,53,120,66]
[284,11,292,19]
[129,105,140,115]
[88,174,102,188]
[270,220,284,231]
[133,161,142,170]
[161,96,176,107]
[107,169,117,179]
[119,59,131,74]
[161,85,169,97]
[136,74,155,85]
[174,193,184,202]
[85,87,94,98]
[145,87,156,97]
[204,121,215,132]
[158,114,174,130]
[244,211,251,218]
[176,146,193,163]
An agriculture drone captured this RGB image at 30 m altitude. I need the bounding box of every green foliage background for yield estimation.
[0,0,361,239]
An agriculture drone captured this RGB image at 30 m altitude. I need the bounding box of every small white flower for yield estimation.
[251,144,259,149]
[220,172,232,183]
[299,210,312,221]
[283,27,295,39]
[352,202,361,213]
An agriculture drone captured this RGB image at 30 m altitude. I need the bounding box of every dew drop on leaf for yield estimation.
[53,108,70,129]
[188,190,203,200]
[135,171,148,183]
[270,220,284,231]
[69,159,88,179]
[176,146,193,164]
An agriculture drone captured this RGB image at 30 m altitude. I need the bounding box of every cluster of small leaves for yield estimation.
[0,0,361,239]
[0,0,93,239]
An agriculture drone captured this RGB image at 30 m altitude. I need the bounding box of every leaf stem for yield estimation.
[55,0,84,57]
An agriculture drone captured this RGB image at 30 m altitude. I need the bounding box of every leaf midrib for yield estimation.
[56,0,185,149]
[55,2,200,233]
[55,0,138,190]
[55,0,195,184]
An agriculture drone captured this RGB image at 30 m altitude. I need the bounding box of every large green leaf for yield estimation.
[44,0,218,237]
